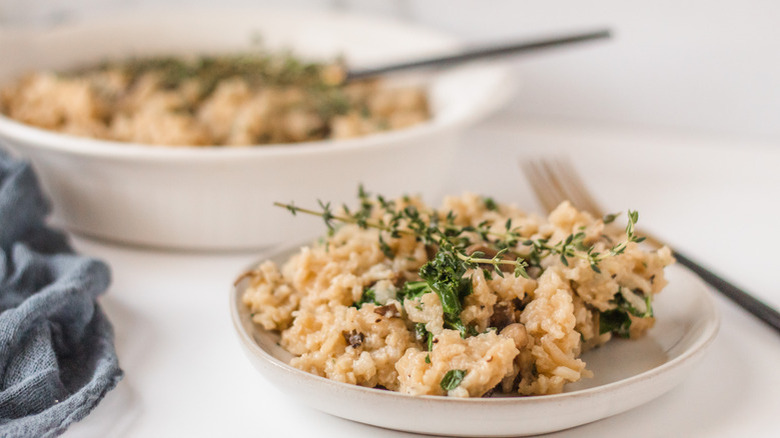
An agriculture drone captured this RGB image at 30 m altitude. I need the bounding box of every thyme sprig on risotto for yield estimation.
[276,188,647,338]
[519,211,645,274]
[276,197,533,279]
[77,52,352,120]
[274,189,644,280]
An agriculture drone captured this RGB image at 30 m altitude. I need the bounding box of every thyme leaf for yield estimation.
[483,197,499,211]
[440,369,467,391]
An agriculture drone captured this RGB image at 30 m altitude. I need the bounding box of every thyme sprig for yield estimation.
[517,210,645,274]
[274,198,531,275]
[275,192,644,281]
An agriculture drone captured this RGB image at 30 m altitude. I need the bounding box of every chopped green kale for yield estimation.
[599,288,654,338]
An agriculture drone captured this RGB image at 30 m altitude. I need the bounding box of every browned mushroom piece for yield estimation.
[500,323,528,350]
[512,296,532,311]
[424,244,438,261]
[374,304,400,318]
[481,383,501,398]
[489,301,516,331]
[342,330,365,348]
[390,271,407,288]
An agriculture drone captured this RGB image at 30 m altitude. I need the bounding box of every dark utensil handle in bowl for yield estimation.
[346,28,611,81]
[674,250,780,334]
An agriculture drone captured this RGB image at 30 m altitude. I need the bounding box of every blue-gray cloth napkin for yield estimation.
[0,149,123,437]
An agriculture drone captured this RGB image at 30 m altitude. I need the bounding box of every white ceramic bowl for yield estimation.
[231,248,720,436]
[0,8,515,250]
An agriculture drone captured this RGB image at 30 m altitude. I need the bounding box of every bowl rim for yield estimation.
[229,247,721,406]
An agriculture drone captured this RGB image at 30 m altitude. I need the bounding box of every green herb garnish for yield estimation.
[101,52,335,94]
[599,309,632,338]
[402,265,472,339]
[440,369,467,391]
[398,281,430,302]
[352,287,379,308]
[599,288,654,338]
[483,197,499,211]
[419,249,473,337]
[414,323,435,352]
[602,212,619,224]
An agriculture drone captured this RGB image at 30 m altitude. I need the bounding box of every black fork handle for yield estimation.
[674,250,780,334]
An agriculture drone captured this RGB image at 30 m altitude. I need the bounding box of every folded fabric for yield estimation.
[0,149,123,437]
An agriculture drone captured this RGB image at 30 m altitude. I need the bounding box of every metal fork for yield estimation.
[522,157,780,334]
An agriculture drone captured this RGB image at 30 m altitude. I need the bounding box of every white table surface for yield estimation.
[64,113,780,438]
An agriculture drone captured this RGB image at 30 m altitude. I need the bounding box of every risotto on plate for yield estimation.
[241,191,674,397]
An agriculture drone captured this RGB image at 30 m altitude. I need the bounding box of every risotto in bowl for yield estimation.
[0,8,514,249]
[0,52,431,146]
[231,191,719,435]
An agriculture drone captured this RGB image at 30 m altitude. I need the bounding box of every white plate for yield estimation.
[230,246,719,437]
